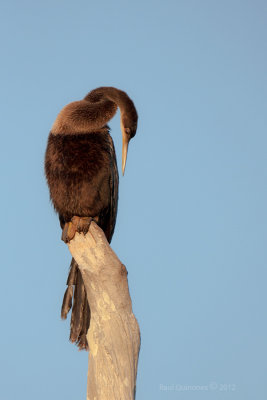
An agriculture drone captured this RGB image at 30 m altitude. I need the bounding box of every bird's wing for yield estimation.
[99,133,119,243]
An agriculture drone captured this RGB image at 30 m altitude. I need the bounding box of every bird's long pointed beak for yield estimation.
[121,118,130,176]
[122,132,129,176]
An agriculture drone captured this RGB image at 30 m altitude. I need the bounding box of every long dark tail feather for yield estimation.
[61,286,73,320]
[61,258,90,350]
[77,299,90,351]
[61,258,78,319]
[69,268,88,346]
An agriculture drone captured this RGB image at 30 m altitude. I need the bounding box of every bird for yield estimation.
[45,87,138,350]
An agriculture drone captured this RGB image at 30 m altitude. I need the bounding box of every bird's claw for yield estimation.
[61,216,94,243]
[61,220,77,243]
[76,217,93,235]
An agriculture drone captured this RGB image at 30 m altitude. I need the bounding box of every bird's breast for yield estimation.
[45,131,115,219]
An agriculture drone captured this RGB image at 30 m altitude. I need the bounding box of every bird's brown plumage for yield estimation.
[45,87,137,349]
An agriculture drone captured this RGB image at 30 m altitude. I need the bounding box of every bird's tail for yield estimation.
[61,258,90,350]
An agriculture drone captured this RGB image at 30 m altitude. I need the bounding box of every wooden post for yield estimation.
[67,222,140,400]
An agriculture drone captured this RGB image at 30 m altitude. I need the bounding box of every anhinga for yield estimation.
[45,87,138,350]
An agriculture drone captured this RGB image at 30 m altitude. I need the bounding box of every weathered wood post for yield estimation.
[67,222,140,400]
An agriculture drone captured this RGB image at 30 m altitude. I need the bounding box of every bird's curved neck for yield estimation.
[84,87,135,118]
[51,87,137,137]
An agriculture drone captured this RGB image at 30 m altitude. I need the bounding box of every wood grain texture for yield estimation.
[68,222,140,400]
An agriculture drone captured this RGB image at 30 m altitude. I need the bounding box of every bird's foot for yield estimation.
[61,216,95,243]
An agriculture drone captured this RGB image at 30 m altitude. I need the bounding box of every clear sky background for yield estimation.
[0,1,266,399]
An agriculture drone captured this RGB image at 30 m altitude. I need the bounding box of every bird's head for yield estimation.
[120,112,138,175]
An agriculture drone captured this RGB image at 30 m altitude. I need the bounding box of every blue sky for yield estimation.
[1,1,267,399]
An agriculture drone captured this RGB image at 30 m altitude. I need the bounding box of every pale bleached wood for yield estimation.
[67,222,140,400]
